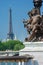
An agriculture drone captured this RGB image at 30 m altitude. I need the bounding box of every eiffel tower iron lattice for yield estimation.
[7,8,14,40]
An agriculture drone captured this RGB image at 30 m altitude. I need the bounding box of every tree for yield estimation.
[14,40,25,51]
[14,43,25,51]
[0,41,4,51]
[1,40,25,51]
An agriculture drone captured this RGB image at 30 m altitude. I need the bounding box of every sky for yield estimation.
[0,0,43,41]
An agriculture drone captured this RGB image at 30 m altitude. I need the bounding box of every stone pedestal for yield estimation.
[19,42,43,65]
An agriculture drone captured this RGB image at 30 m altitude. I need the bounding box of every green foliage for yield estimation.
[14,41,25,51]
[0,41,4,51]
[0,40,25,51]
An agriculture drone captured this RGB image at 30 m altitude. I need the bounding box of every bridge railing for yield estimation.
[0,51,19,56]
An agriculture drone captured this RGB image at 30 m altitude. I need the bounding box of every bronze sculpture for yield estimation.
[23,0,43,42]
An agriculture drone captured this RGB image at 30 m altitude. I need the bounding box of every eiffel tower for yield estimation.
[7,8,14,40]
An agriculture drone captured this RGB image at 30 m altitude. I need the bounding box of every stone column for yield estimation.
[18,62,22,65]
[22,61,24,65]
[5,62,8,65]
